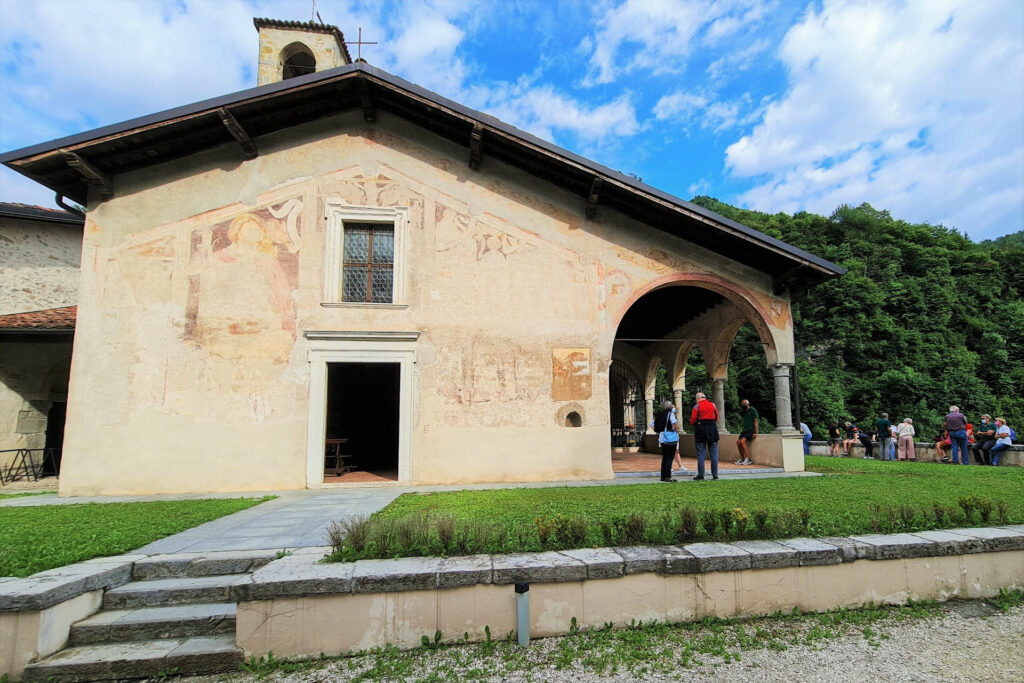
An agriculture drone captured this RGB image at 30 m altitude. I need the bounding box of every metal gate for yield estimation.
[609,359,646,447]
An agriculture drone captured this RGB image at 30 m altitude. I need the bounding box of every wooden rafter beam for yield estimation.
[358,79,376,123]
[468,124,484,170]
[586,177,603,219]
[217,108,258,159]
[58,149,113,200]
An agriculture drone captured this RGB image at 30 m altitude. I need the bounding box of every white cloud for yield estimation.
[465,78,639,144]
[725,0,1024,238]
[654,89,741,133]
[582,0,770,85]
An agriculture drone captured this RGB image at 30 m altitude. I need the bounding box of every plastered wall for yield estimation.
[59,111,794,495]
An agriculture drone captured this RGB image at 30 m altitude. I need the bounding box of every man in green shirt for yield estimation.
[876,413,893,460]
[735,399,758,465]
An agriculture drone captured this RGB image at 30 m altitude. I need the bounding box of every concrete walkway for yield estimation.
[0,470,820,553]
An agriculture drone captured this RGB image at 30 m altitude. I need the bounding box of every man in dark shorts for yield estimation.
[827,421,842,456]
[735,399,758,465]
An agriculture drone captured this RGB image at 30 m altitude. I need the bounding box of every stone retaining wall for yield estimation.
[3,528,1023,678]
[808,441,1023,466]
[233,526,1024,658]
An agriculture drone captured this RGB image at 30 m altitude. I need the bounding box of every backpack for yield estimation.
[653,410,670,433]
[1010,427,1018,441]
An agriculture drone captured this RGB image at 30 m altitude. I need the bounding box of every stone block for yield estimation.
[945,527,1024,552]
[491,552,586,585]
[909,530,985,556]
[816,536,872,562]
[732,540,800,569]
[0,559,134,612]
[681,543,751,572]
[437,555,492,589]
[236,556,354,600]
[557,548,624,579]
[662,546,699,574]
[775,538,843,566]
[848,533,938,560]
[612,546,669,575]
[351,557,444,593]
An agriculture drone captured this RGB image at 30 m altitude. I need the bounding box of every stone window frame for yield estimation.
[322,201,409,308]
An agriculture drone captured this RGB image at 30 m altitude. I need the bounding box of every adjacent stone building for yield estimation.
[0,20,843,495]
[0,203,83,476]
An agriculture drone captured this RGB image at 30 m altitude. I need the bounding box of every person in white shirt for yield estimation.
[990,418,1012,467]
[896,418,916,461]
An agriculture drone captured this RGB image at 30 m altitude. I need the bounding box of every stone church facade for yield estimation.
[0,20,843,496]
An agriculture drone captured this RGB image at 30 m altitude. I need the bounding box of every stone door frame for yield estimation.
[304,331,418,487]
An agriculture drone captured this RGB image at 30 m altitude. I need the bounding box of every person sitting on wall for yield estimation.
[989,417,1013,467]
[936,430,952,463]
[828,421,842,457]
[859,425,876,459]
[650,399,680,482]
[842,422,858,455]
[690,392,721,480]
[972,415,996,465]
[734,399,758,465]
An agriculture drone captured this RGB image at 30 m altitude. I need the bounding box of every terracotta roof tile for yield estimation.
[0,306,77,330]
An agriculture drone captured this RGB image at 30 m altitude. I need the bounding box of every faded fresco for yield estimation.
[552,347,592,401]
[184,199,302,362]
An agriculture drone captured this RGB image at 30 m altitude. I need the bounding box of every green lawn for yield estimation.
[329,457,1024,561]
[0,497,273,577]
[0,490,55,500]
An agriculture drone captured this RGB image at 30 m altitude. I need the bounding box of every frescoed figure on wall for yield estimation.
[184,199,302,363]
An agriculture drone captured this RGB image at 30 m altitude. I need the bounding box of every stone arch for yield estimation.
[280,42,316,80]
[609,272,789,367]
[643,355,662,401]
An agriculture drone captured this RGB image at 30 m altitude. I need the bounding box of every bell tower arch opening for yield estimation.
[281,43,316,80]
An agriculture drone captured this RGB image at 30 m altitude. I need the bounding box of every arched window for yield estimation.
[281,43,316,80]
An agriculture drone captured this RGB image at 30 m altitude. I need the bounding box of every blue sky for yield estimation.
[1,0,1021,241]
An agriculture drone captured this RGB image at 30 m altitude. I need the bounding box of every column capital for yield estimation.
[772,363,793,377]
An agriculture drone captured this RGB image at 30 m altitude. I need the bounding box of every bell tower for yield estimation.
[254,18,352,86]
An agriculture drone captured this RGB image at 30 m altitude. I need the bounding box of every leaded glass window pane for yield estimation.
[342,267,368,302]
[341,222,394,303]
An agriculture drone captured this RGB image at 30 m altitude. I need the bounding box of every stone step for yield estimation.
[69,602,237,645]
[21,635,242,683]
[103,574,248,610]
[132,549,279,580]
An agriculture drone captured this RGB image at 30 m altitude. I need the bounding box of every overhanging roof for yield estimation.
[0,62,845,291]
[0,202,84,226]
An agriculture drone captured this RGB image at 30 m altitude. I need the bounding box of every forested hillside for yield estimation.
[684,198,1024,440]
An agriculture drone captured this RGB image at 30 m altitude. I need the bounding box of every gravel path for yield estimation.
[183,601,1024,682]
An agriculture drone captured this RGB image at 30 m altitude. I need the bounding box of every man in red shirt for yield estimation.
[689,392,720,480]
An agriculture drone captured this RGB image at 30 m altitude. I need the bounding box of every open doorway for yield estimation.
[324,362,399,482]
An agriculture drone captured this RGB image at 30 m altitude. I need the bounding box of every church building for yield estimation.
[0,19,844,496]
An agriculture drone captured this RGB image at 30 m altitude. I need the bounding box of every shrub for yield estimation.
[716,508,735,540]
[997,501,1010,524]
[752,508,770,538]
[798,508,812,534]
[599,521,614,547]
[958,496,977,524]
[371,518,397,558]
[699,509,718,539]
[976,497,993,524]
[553,515,588,548]
[614,513,648,545]
[930,501,946,527]
[677,506,699,543]
[395,514,430,554]
[535,516,554,549]
[732,508,749,538]
[328,514,371,554]
[435,515,456,554]
[898,505,915,531]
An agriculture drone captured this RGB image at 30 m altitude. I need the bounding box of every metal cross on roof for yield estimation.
[346,27,378,61]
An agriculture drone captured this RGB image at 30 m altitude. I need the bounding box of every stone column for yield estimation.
[645,398,655,432]
[712,379,727,433]
[773,363,795,432]
[673,389,685,433]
